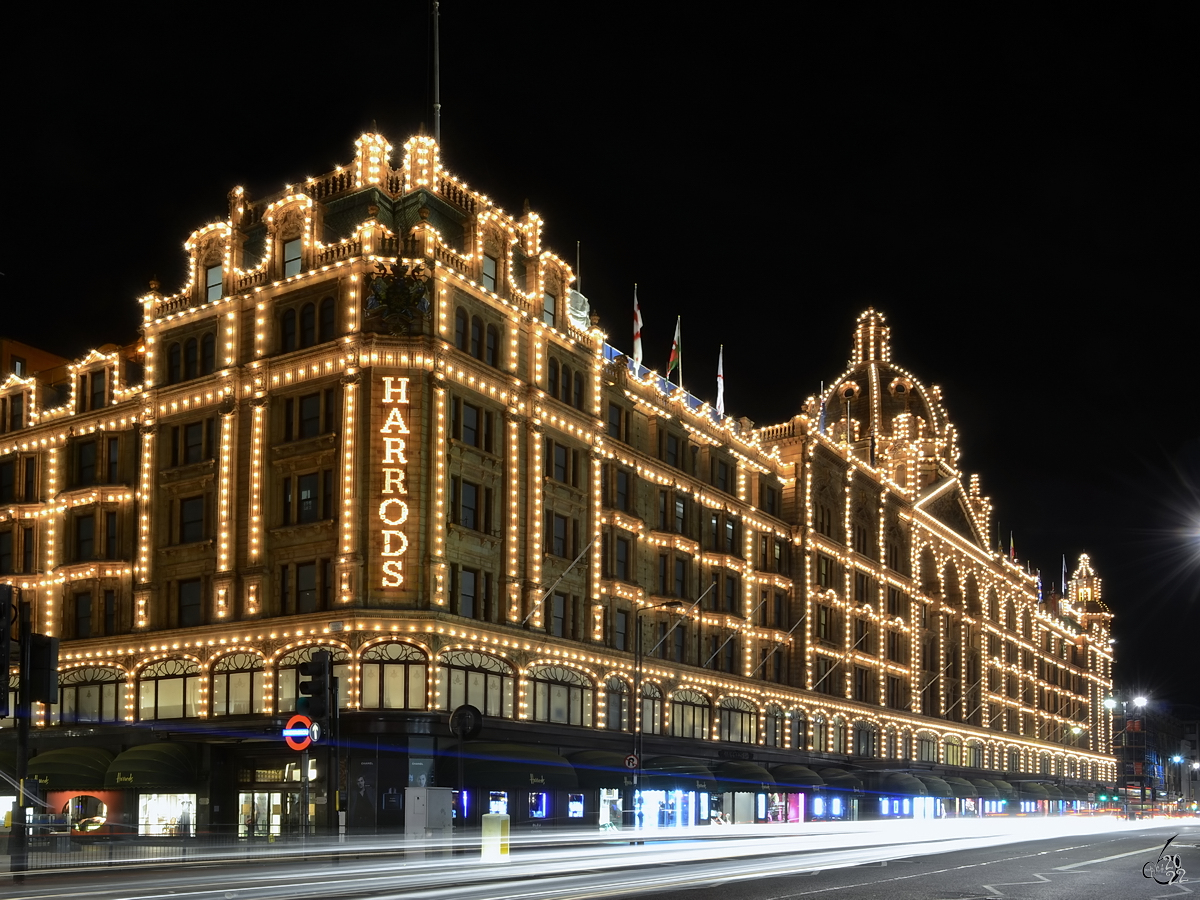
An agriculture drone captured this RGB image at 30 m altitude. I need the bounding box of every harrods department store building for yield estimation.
[0,133,1116,834]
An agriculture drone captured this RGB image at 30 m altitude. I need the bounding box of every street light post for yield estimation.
[627,600,682,836]
[1104,693,1148,819]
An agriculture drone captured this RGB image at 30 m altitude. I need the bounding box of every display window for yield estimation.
[138,793,196,836]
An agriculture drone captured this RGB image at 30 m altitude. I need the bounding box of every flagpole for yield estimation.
[677,317,683,388]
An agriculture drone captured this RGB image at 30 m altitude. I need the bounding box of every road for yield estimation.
[4,817,1193,900]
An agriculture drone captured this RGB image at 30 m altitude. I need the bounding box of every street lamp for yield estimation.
[1105,693,1150,819]
[627,599,683,833]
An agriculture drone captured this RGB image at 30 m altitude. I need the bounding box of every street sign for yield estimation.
[284,713,315,751]
[624,754,639,770]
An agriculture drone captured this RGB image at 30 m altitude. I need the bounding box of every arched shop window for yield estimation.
[944,736,963,766]
[640,683,663,735]
[604,676,629,731]
[883,726,898,758]
[360,642,427,710]
[210,652,265,716]
[763,704,785,747]
[718,696,757,744]
[965,740,984,768]
[831,717,847,754]
[435,650,514,718]
[528,665,594,727]
[276,645,351,713]
[137,658,201,720]
[790,710,808,750]
[811,715,828,752]
[670,689,711,740]
[853,721,877,757]
[55,665,126,724]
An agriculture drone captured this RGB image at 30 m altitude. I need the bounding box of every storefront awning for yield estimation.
[815,767,863,792]
[969,778,1001,800]
[1039,784,1064,801]
[914,775,954,798]
[1019,782,1049,799]
[713,760,775,794]
[28,747,114,791]
[568,750,633,789]
[989,779,1016,799]
[882,773,929,796]
[641,756,717,793]
[446,742,578,791]
[104,743,199,790]
[770,764,824,788]
[942,776,979,799]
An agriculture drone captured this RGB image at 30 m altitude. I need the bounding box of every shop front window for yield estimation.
[528,792,549,819]
[211,652,264,716]
[275,645,351,712]
[604,676,629,731]
[435,650,514,718]
[717,696,756,743]
[137,658,200,720]
[138,793,196,836]
[670,689,711,739]
[488,791,508,815]
[528,665,594,726]
[56,665,125,724]
[360,641,427,710]
[63,795,107,832]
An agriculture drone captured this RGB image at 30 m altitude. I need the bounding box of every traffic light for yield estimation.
[298,649,332,719]
[0,586,12,718]
[28,634,59,705]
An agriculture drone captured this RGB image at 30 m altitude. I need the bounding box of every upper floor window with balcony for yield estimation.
[543,291,556,327]
[283,239,302,277]
[481,254,498,292]
[205,264,223,302]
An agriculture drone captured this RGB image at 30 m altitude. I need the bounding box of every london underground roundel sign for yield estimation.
[284,713,314,751]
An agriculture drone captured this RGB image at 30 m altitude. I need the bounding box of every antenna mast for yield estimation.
[432,1,442,144]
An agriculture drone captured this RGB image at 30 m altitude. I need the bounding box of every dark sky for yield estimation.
[4,6,1194,701]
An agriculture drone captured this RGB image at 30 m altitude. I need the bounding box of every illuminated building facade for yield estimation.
[0,133,1115,834]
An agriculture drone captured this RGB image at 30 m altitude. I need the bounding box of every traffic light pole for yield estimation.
[11,594,32,882]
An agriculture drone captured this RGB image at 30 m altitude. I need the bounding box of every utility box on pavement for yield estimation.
[481,813,510,861]
[404,787,453,855]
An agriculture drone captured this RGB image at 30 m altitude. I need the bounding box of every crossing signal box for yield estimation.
[298,649,332,719]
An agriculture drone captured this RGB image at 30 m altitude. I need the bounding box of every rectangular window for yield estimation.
[183,422,204,464]
[615,469,630,511]
[299,393,321,439]
[614,610,628,651]
[105,510,118,559]
[724,574,738,613]
[298,472,319,523]
[75,513,95,561]
[674,496,686,534]
[0,530,11,574]
[887,676,904,709]
[673,557,687,597]
[0,460,12,502]
[855,572,871,604]
[551,513,568,558]
[713,459,730,493]
[817,605,832,641]
[607,403,626,441]
[283,239,302,277]
[77,440,97,486]
[21,525,33,572]
[543,292,556,327]
[89,369,107,411]
[179,579,203,627]
[180,496,204,543]
[817,554,834,588]
[106,437,119,484]
[762,482,780,517]
[664,433,680,468]
[551,593,566,636]
[458,568,477,618]
[297,562,318,613]
[23,455,35,501]
[854,666,871,701]
[105,589,117,636]
[481,254,498,292]
[74,593,92,639]
[206,264,223,301]
[615,536,631,582]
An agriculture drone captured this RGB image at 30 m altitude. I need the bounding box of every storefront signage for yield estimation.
[718,749,754,761]
[378,376,411,588]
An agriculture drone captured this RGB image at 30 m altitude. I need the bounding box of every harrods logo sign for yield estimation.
[378,376,411,588]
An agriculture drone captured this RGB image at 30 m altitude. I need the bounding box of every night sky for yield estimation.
[4,7,1194,702]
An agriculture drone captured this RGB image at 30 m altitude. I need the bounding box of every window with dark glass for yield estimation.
[105,510,118,559]
[21,525,33,572]
[184,338,199,381]
[614,610,628,651]
[106,437,119,483]
[201,333,215,374]
[206,264,222,301]
[167,343,181,383]
[301,301,316,344]
[179,496,204,543]
[615,535,631,581]
[550,513,569,557]
[283,239,302,277]
[77,440,97,486]
[297,562,318,613]
[90,369,107,410]
[485,324,498,366]
[663,432,680,467]
[104,589,116,635]
[615,469,631,511]
[0,530,11,575]
[281,308,297,352]
[816,554,834,588]
[75,513,95,560]
[543,291,556,327]
[607,402,626,441]
[482,255,497,292]
[455,307,468,350]
[179,579,202,627]
[74,593,92,638]
[470,317,483,358]
[712,458,730,492]
[0,460,12,502]
[319,297,335,342]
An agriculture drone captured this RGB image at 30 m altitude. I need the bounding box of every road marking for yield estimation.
[1054,845,1166,870]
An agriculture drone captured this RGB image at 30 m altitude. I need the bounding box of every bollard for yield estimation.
[480,813,510,862]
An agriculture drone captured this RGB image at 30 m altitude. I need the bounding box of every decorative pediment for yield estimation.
[915,476,986,548]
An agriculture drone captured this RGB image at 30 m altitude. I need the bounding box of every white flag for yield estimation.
[632,286,644,368]
[716,344,725,416]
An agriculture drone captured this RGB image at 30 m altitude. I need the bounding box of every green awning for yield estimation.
[942,776,979,799]
[814,768,863,792]
[642,756,717,793]
[969,778,1001,800]
[914,775,954,798]
[1019,782,1049,798]
[105,743,199,789]
[713,760,774,793]
[28,747,114,791]
[883,773,930,796]
[770,764,824,788]
[568,750,633,789]
[1040,784,1064,801]
[989,779,1016,799]
[444,742,577,791]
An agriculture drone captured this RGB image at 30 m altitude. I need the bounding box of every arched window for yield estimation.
[435,650,514,718]
[183,338,199,381]
[137,658,201,720]
[763,704,784,747]
[943,565,962,607]
[965,575,981,616]
[1021,610,1032,639]
[811,715,828,752]
[200,333,216,375]
[987,589,999,621]
[360,642,427,710]
[916,731,938,762]
[470,316,483,359]
[167,343,181,384]
[831,716,847,754]
[454,308,469,351]
[965,740,984,768]
[718,696,757,743]
[211,652,265,716]
[281,309,297,352]
[640,683,663,735]
[1005,598,1016,631]
[853,721,876,757]
[944,735,963,766]
[56,665,125,724]
[670,689,711,740]
[528,665,594,726]
[300,302,316,348]
[276,645,351,713]
[573,371,584,409]
[485,325,499,367]
[883,726,898,759]
[604,676,629,731]
[560,364,572,402]
[318,297,336,343]
[919,548,939,595]
[791,710,808,750]
[547,359,559,398]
